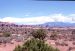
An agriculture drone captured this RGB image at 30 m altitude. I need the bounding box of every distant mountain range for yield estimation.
[40,22,75,27]
[0,21,75,27]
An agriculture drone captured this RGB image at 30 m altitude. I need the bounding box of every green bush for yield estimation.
[13,45,22,51]
[50,31,58,40]
[14,38,59,51]
[3,32,11,37]
[31,29,47,40]
[14,29,59,51]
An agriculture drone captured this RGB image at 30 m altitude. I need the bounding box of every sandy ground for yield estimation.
[0,40,75,51]
[46,40,75,51]
[0,42,23,51]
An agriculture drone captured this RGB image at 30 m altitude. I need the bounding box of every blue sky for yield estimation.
[0,0,75,24]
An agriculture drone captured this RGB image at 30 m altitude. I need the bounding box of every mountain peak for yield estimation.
[40,22,75,27]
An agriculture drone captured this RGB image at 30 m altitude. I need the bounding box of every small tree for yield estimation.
[31,29,47,40]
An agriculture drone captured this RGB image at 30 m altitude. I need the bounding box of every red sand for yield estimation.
[0,40,75,51]
[0,42,23,51]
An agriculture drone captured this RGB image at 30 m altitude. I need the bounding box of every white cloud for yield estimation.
[0,14,75,25]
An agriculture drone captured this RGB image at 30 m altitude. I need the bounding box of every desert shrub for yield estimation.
[71,30,75,40]
[3,32,11,37]
[31,29,47,40]
[14,38,59,51]
[14,29,59,51]
[50,31,58,40]
[13,45,22,51]
[72,30,75,34]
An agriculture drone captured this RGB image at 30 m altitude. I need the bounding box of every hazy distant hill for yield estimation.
[0,21,75,27]
[40,22,75,27]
